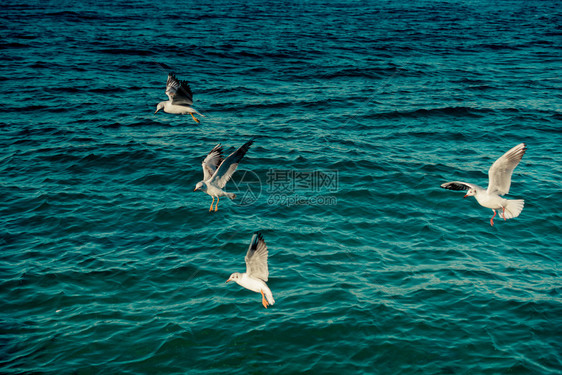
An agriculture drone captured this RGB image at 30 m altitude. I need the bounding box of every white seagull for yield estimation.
[155,73,204,123]
[441,143,527,226]
[194,139,253,212]
[226,232,275,309]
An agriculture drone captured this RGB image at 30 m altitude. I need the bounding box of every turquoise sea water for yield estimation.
[1,0,561,373]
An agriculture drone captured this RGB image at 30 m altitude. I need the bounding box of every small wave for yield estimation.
[477,43,521,51]
[321,66,397,80]
[44,10,102,21]
[1,42,30,49]
[13,105,67,113]
[98,48,155,56]
[371,106,493,119]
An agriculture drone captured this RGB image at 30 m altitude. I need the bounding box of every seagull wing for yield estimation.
[440,181,482,191]
[209,139,253,189]
[245,232,269,282]
[487,143,527,195]
[165,73,194,105]
[201,144,223,181]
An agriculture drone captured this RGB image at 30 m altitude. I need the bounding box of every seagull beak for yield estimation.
[463,194,468,198]
[225,279,231,283]
[154,110,159,114]
[193,188,197,192]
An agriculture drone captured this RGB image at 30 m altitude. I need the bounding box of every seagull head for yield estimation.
[226,273,241,283]
[154,102,165,114]
[464,188,476,198]
[193,181,206,192]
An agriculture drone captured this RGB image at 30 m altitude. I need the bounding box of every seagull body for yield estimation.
[194,139,253,212]
[441,143,527,226]
[226,233,275,309]
[155,73,203,123]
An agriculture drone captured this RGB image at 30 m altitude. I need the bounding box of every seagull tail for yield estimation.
[500,199,524,220]
[265,290,275,306]
[193,108,205,117]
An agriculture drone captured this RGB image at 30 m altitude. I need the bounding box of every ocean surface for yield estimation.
[1,0,561,373]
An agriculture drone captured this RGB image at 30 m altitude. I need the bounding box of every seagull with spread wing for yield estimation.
[441,143,527,226]
[226,232,275,309]
[194,139,253,212]
[155,73,203,123]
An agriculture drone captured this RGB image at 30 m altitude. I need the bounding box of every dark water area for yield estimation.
[1,0,561,373]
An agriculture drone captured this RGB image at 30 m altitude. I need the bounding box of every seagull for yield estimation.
[194,139,253,212]
[441,143,527,226]
[154,73,204,123]
[226,232,275,309]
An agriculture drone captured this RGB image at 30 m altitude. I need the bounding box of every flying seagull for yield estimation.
[194,139,253,212]
[155,73,203,123]
[441,143,527,226]
[226,232,275,309]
